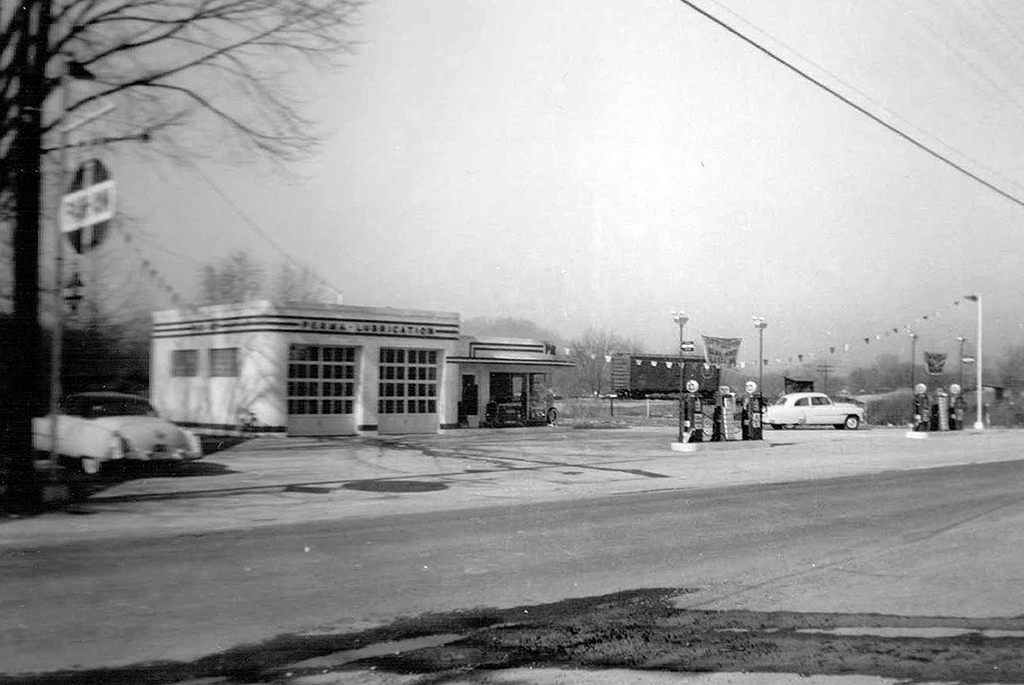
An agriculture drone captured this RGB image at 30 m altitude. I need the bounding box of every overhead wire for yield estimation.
[181,159,347,302]
[702,0,1024,203]
[676,0,1024,211]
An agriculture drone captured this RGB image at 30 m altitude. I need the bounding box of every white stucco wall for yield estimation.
[151,301,462,434]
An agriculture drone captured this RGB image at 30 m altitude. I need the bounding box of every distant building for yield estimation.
[150,301,572,435]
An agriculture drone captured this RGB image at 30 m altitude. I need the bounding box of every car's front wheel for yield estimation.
[843,415,861,430]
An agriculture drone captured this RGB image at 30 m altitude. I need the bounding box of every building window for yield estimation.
[378,348,438,415]
[171,349,198,377]
[287,345,357,415]
[209,348,240,377]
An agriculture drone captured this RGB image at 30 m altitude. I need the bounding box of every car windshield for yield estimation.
[774,397,789,405]
[62,395,158,419]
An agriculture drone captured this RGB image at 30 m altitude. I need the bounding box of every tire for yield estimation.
[770,423,782,430]
[843,415,861,430]
[546,407,559,425]
[782,424,795,430]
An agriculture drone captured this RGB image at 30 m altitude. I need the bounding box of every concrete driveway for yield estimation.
[3,425,1021,547]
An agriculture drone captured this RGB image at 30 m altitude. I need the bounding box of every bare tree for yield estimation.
[197,250,335,305]
[998,346,1024,396]
[274,261,333,305]
[564,328,643,396]
[198,250,264,304]
[3,0,362,173]
[2,0,361,504]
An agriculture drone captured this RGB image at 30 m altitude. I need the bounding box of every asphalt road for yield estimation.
[4,453,1024,677]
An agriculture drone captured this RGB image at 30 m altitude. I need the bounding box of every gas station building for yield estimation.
[150,301,572,435]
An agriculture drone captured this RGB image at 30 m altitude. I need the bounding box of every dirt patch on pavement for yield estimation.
[342,480,449,493]
[6,588,1024,684]
[351,589,1024,682]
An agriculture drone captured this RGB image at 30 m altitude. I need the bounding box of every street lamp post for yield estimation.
[969,294,984,429]
[908,330,921,429]
[671,311,689,443]
[752,317,767,400]
[908,331,918,386]
[956,336,966,391]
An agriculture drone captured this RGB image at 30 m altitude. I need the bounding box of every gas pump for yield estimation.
[684,379,703,442]
[936,389,950,431]
[913,383,929,432]
[709,387,723,442]
[722,390,741,440]
[950,384,965,430]
[711,386,740,441]
[743,380,763,440]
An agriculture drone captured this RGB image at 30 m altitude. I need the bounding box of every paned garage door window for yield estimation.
[288,345,358,415]
[378,348,438,414]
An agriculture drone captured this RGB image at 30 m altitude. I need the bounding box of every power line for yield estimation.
[701,0,1024,202]
[183,160,346,301]
[677,0,1024,211]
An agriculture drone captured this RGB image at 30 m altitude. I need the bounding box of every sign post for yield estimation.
[51,159,116,475]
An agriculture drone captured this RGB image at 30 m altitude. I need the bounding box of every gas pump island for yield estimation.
[911,382,969,434]
[676,379,764,447]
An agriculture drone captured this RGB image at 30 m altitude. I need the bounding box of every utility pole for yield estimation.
[5,0,52,509]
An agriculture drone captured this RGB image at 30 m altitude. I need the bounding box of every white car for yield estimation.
[32,392,203,474]
[764,392,865,430]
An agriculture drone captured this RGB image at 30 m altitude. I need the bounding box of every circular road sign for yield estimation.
[64,158,114,254]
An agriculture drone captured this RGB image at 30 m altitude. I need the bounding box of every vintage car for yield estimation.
[32,392,203,474]
[764,392,865,430]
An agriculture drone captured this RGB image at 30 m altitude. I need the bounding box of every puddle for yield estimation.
[286,484,339,494]
[797,627,1024,639]
[285,634,465,670]
[715,628,780,634]
[342,480,448,493]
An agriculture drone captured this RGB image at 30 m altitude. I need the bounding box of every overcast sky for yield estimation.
[105,0,1024,372]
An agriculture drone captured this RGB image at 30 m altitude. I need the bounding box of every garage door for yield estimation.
[377,347,439,434]
[287,344,358,436]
